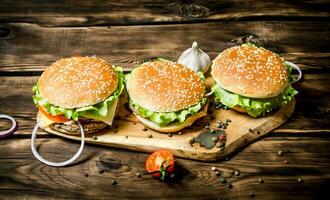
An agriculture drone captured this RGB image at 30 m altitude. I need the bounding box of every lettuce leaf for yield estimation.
[197,71,206,80]
[212,84,298,117]
[130,98,207,126]
[32,67,124,121]
[285,62,297,83]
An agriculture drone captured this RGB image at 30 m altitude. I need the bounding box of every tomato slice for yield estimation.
[39,107,70,123]
[146,150,174,180]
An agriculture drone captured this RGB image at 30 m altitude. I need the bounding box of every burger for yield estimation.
[126,60,208,132]
[211,44,298,117]
[32,56,124,134]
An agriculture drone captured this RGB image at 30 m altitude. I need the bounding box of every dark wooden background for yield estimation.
[0,1,329,199]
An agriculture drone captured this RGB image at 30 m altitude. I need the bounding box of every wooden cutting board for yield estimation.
[45,77,295,161]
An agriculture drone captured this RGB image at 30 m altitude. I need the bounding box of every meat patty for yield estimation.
[50,119,108,135]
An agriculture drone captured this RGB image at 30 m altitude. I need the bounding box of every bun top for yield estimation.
[211,45,289,98]
[126,60,205,112]
[39,56,118,108]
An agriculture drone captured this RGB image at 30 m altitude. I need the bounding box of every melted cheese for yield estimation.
[37,98,119,127]
[81,98,118,126]
[37,111,56,128]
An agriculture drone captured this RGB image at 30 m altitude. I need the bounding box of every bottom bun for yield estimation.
[231,105,247,113]
[135,104,208,133]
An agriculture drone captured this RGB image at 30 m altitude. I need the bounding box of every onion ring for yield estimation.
[0,114,17,139]
[31,120,85,167]
[285,61,302,84]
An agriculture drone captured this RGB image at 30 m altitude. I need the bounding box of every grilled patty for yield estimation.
[50,118,108,135]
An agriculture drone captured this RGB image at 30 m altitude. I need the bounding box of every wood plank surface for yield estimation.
[0,21,329,73]
[0,1,329,199]
[0,136,329,199]
[0,1,329,27]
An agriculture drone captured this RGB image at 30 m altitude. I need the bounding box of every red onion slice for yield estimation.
[285,61,302,84]
[31,120,85,167]
[0,114,17,139]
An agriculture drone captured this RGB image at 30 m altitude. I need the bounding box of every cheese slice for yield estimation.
[37,98,119,127]
[37,111,56,128]
[80,98,118,126]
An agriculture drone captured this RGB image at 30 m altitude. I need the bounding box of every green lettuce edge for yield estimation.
[130,98,207,126]
[212,84,298,118]
[32,67,125,121]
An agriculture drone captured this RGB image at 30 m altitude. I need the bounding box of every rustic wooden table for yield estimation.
[0,1,329,199]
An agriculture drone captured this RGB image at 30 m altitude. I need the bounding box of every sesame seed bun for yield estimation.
[38,56,118,108]
[211,45,288,98]
[126,61,205,112]
[135,104,208,133]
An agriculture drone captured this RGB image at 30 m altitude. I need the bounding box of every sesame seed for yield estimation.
[39,56,118,108]
[211,45,288,97]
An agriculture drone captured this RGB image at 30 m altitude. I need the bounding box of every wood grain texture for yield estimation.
[0,1,329,199]
[0,136,329,200]
[0,0,329,27]
[0,21,329,73]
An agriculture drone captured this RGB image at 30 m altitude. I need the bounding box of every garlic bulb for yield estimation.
[178,42,211,73]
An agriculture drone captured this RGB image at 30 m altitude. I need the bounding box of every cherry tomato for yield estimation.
[39,107,70,123]
[146,150,174,180]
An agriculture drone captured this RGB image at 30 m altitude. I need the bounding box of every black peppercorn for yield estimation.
[212,136,219,142]
[135,172,142,177]
[278,150,283,156]
[189,138,195,146]
[258,178,264,183]
[249,192,255,197]
[219,177,227,184]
